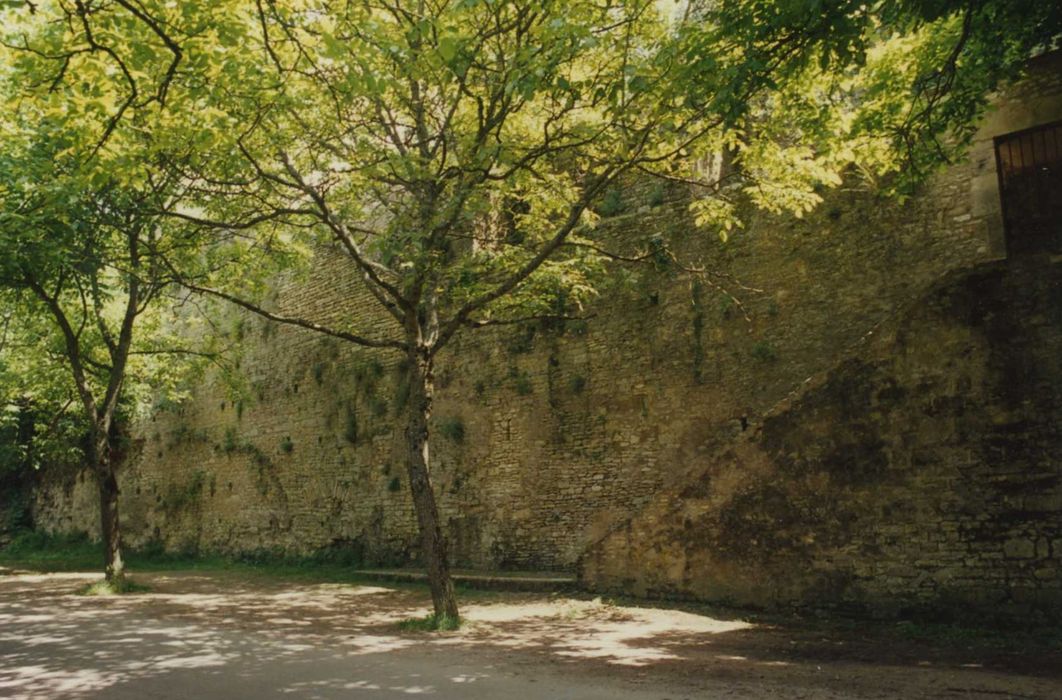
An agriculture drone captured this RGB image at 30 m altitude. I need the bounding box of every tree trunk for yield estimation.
[92,432,125,583]
[404,352,459,621]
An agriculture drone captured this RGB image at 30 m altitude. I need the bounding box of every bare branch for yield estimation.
[178,279,407,352]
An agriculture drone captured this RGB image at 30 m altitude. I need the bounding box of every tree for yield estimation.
[161,0,1059,622]
[0,0,255,583]
[0,133,198,581]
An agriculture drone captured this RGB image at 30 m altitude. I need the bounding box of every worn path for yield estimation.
[0,569,1058,699]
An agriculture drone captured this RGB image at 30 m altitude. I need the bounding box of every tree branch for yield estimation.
[178,278,407,351]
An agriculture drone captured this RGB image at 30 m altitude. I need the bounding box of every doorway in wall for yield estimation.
[994,120,1062,256]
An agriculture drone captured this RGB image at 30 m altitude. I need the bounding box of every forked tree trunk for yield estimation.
[92,431,125,583]
[404,352,459,621]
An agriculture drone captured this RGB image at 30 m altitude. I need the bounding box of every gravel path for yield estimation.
[1,569,1058,699]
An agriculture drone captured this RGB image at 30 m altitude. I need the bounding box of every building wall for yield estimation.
[33,53,1062,616]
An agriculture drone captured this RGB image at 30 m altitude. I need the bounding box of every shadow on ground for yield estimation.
[1,568,1059,699]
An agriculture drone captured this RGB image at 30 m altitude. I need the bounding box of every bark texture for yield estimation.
[92,432,125,582]
[404,353,459,621]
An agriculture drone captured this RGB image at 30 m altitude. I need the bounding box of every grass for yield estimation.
[0,530,287,575]
[77,577,152,596]
[0,531,101,571]
[396,613,461,632]
[0,530,492,597]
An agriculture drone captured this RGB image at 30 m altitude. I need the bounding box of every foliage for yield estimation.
[750,340,778,362]
[0,529,373,576]
[437,417,465,444]
[396,612,461,632]
[0,0,291,486]
[681,0,1061,233]
[77,577,151,596]
[513,372,534,396]
[647,184,667,208]
[0,359,89,533]
[0,530,99,570]
[0,1,1053,368]
[597,189,627,218]
[161,471,207,514]
[0,120,228,444]
[343,406,359,445]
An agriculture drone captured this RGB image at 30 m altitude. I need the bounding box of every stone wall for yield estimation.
[33,52,1062,616]
[581,258,1062,619]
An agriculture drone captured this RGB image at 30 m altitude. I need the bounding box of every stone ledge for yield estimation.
[354,568,579,593]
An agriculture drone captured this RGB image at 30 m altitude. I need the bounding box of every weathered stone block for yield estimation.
[1003,539,1038,559]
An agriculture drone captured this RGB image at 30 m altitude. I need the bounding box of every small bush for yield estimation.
[507,326,536,355]
[751,341,778,362]
[719,296,734,319]
[369,397,389,418]
[77,577,151,596]
[308,539,364,567]
[387,476,401,492]
[280,436,295,453]
[397,613,461,632]
[438,417,465,443]
[597,188,625,217]
[647,183,666,207]
[353,359,385,385]
[222,428,240,454]
[162,471,206,514]
[513,372,533,396]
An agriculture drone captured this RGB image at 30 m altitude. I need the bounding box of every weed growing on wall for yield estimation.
[647,183,666,208]
[598,188,626,217]
[751,341,779,362]
[312,362,327,385]
[690,281,707,383]
[161,471,206,515]
[437,417,466,444]
[344,404,358,444]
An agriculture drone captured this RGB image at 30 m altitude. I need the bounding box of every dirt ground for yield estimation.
[0,568,1059,699]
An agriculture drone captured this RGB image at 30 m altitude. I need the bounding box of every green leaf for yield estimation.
[438,36,458,63]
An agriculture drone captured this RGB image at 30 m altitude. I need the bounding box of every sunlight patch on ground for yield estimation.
[340,634,420,655]
[282,678,438,694]
[0,665,113,698]
[450,598,754,666]
[0,572,97,584]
